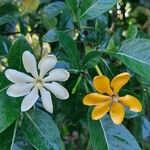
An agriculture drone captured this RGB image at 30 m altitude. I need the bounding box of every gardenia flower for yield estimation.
[5,51,70,113]
[83,73,142,125]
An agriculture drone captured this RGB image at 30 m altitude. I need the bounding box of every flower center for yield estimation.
[35,79,44,89]
[111,94,119,102]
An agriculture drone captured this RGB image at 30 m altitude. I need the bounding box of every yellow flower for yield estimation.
[83,72,142,125]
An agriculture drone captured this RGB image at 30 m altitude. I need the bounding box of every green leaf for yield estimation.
[126,24,138,39]
[41,14,58,30]
[117,39,150,81]
[0,37,32,133]
[0,89,20,133]
[58,32,80,69]
[0,123,15,150]
[0,72,10,90]
[0,73,20,133]
[82,51,101,70]
[88,108,108,150]
[80,0,117,19]
[0,4,19,25]
[105,39,117,54]
[88,109,141,150]
[8,37,32,71]
[43,2,66,19]
[42,29,58,43]
[22,109,62,150]
[65,0,78,22]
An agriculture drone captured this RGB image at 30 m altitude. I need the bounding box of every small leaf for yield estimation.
[41,14,58,30]
[42,29,58,43]
[117,38,150,81]
[80,0,117,19]
[44,2,66,19]
[88,108,141,150]
[82,51,101,70]
[23,109,62,150]
[126,24,138,39]
[105,39,117,53]
[58,32,80,69]
[0,4,19,25]
[8,36,32,71]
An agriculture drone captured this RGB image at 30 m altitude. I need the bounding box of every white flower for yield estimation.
[5,51,70,113]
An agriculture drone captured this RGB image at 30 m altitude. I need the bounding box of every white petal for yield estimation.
[5,69,34,83]
[40,87,53,113]
[21,87,39,112]
[44,69,70,82]
[6,83,34,97]
[22,51,38,78]
[44,82,69,99]
[38,55,57,78]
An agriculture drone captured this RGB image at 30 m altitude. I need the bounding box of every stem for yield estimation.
[10,119,18,150]
[95,65,102,76]
[84,79,89,93]
[72,74,82,94]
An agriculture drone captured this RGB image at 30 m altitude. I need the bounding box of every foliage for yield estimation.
[0,0,150,150]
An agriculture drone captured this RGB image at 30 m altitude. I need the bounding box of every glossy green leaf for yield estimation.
[8,37,32,71]
[80,0,117,19]
[0,4,19,25]
[82,51,101,70]
[23,109,62,150]
[43,2,66,19]
[88,109,141,150]
[117,39,150,81]
[58,32,80,69]
[88,108,108,150]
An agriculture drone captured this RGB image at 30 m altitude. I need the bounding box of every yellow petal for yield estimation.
[93,76,113,96]
[83,93,110,106]
[110,102,124,125]
[111,72,130,93]
[119,95,142,112]
[92,101,110,120]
